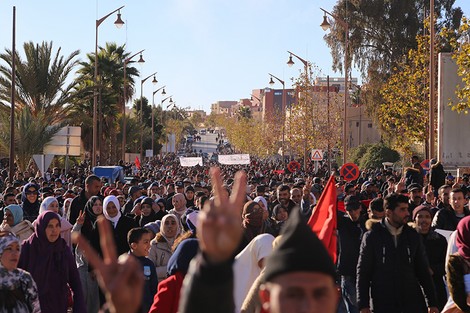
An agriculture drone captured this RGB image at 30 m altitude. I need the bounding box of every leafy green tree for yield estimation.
[349,143,400,169]
[133,96,152,127]
[236,106,252,120]
[444,17,470,113]
[324,0,461,77]
[377,31,437,154]
[0,41,80,123]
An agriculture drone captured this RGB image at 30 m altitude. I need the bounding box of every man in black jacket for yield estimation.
[337,195,366,313]
[357,193,438,313]
[68,175,101,224]
[432,188,470,231]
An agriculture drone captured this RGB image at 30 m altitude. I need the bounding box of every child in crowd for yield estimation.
[128,227,158,313]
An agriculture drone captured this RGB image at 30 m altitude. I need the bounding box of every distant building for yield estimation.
[315,76,381,148]
[210,101,237,116]
[186,110,206,119]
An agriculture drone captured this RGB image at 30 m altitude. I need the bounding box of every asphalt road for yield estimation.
[191,132,219,154]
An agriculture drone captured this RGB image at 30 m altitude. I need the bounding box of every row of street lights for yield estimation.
[266,8,349,169]
[92,6,174,166]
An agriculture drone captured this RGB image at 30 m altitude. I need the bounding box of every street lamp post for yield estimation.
[429,0,435,160]
[159,95,173,155]
[268,73,286,166]
[93,5,124,167]
[286,51,309,171]
[140,72,158,160]
[152,86,166,156]
[9,7,16,183]
[122,49,145,162]
[320,7,349,165]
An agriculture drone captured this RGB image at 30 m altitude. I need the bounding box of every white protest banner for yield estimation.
[179,157,203,167]
[218,154,250,165]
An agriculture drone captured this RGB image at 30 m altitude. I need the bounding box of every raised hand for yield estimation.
[72,217,144,313]
[76,210,86,225]
[197,167,247,264]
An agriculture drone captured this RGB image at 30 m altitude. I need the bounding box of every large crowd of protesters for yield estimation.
[1,152,470,313]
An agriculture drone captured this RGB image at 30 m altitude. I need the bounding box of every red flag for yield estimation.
[307,175,337,263]
[135,156,141,169]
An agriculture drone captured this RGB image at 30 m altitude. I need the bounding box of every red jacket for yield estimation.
[149,272,184,313]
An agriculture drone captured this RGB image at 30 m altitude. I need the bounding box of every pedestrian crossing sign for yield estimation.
[311,149,323,161]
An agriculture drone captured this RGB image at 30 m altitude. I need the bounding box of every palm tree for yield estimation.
[0,41,80,124]
[0,107,63,172]
[73,42,140,163]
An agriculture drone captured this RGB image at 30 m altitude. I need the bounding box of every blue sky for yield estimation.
[1,0,469,113]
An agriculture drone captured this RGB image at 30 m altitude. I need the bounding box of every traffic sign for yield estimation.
[311,149,323,161]
[287,160,301,173]
[340,163,360,181]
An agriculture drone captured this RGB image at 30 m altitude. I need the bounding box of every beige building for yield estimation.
[315,76,381,149]
[210,101,237,116]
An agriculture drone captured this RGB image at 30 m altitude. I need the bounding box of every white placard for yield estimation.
[179,157,203,167]
[218,154,250,165]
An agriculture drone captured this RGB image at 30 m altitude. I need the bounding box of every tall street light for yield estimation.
[320,7,349,165]
[9,7,16,183]
[159,95,172,156]
[268,73,286,166]
[122,49,145,162]
[152,86,166,156]
[140,72,158,160]
[93,5,125,167]
[286,51,309,170]
[429,0,435,160]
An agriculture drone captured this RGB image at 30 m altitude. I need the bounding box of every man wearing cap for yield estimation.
[357,193,439,313]
[407,183,424,214]
[179,168,340,313]
[432,188,470,231]
[337,195,366,313]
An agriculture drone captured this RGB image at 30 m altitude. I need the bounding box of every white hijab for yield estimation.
[39,196,59,215]
[103,195,122,227]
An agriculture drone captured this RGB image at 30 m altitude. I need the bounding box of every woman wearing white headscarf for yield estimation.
[91,195,136,256]
[149,214,181,282]
[38,196,73,247]
[233,233,274,313]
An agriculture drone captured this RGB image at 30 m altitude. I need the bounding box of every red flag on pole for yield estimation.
[135,156,141,169]
[307,175,337,263]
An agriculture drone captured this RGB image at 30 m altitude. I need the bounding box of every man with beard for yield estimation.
[269,185,296,216]
[357,193,438,313]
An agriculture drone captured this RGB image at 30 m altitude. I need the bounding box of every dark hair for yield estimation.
[277,184,290,193]
[384,193,409,211]
[3,193,15,199]
[438,185,451,194]
[369,197,384,212]
[450,188,465,197]
[85,175,100,186]
[127,227,150,246]
[199,195,208,208]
